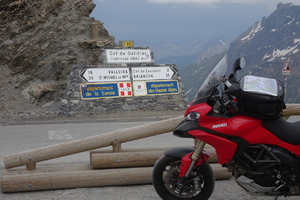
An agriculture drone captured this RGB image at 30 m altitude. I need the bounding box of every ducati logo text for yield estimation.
[212,123,228,129]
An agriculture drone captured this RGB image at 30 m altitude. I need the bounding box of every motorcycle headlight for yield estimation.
[185,112,200,122]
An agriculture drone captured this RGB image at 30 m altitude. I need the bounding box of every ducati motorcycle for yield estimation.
[152,55,300,200]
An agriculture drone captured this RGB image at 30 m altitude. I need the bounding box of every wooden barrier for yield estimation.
[4,116,184,169]
[1,163,231,193]
[2,104,300,193]
[3,104,300,170]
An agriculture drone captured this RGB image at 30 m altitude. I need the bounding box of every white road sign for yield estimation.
[105,49,152,63]
[80,68,130,82]
[132,66,176,81]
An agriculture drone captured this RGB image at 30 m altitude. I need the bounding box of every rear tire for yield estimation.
[152,155,215,200]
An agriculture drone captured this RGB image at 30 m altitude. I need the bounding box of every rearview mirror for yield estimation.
[232,57,246,82]
[233,57,246,72]
[239,57,246,70]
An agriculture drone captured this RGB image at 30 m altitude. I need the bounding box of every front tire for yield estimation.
[152,154,215,200]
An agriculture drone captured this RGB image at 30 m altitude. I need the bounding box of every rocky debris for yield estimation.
[0,0,115,122]
[21,79,65,102]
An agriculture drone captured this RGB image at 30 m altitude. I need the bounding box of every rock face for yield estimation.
[181,3,300,102]
[0,0,115,119]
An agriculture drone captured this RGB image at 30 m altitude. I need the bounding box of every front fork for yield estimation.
[179,140,208,179]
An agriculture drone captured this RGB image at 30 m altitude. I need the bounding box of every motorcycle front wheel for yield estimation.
[152,154,215,200]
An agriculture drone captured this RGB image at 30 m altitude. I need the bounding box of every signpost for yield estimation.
[105,49,152,63]
[132,66,176,81]
[146,80,179,95]
[119,82,133,97]
[282,61,291,99]
[119,40,134,48]
[80,83,119,99]
[133,82,147,96]
[78,46,181,99]
[80,68,130,83]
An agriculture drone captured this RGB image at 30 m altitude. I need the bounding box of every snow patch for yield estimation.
[294,38,300,44]
[263,44,299,62]
[241,22,262,42]
[287,18,295,25]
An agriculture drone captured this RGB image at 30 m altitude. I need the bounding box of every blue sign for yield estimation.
[146,80,179,95]
[80,83,119,99]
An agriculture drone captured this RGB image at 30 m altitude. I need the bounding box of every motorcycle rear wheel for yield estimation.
[152,155,215,200]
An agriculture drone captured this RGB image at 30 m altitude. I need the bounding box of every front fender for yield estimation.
[164,147,210,178]
[164,147,196,158]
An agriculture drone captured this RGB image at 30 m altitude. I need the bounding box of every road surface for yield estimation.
[1,118,299,199]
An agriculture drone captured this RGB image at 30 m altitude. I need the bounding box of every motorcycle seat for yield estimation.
[263,117,300,145]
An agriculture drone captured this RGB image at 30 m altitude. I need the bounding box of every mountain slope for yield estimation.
[181,3,300,103]
[151,36,230,68]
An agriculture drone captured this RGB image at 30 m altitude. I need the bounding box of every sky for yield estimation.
[91,0,300,46]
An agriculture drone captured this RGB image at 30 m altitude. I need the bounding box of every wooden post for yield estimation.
[26,163,36,171]
[112,143,122,152]
[4,116,184,169]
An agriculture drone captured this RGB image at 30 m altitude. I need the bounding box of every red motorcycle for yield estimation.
[152,55,300,200]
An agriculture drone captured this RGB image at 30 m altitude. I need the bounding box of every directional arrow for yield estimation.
[79,68,130,82]
[131,66,176,81]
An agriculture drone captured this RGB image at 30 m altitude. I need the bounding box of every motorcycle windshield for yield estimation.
[193,55,228,103]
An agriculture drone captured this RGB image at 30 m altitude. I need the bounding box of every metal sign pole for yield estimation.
[282,62,291,102]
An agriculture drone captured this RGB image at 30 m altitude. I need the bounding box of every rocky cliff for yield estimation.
[0,0,115,121]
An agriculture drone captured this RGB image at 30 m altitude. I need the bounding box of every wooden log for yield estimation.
[90,147,218,169]
[90,146,215,155]
[4,116,184,169]
[1,165,153,193]
[91,151,163,169]
[1,163,231,193]
[282,104,300,116]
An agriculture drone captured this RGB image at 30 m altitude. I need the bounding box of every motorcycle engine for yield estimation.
[242,147,290,187]
[227,144,300,196]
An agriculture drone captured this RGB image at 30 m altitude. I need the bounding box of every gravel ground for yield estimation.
[0,179,298,200]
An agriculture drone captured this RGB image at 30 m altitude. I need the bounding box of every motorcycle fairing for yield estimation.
[186,103,283,145]
[188,130,237,164]
[185,104,300,163]
[199,115,282,145]
[183,102,300,164]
